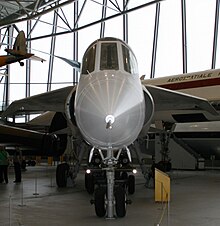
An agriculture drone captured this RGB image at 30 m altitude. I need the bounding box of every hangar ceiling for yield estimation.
[0,0,166,110]
[0,0,73,27]
[0,0,219,113]
[0,0,164,40]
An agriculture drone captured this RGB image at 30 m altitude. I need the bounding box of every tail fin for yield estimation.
[140,74,146,80]
[13,31,27,55]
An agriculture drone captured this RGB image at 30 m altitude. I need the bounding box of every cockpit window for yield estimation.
[122,44,138,74]
[100,43,119,70]
[82,45,96,74]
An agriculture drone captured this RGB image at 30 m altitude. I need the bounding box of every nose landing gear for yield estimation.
[87,148,135,218]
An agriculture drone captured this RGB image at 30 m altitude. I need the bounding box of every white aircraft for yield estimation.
[1,37,220,218]
[173,121,220,160]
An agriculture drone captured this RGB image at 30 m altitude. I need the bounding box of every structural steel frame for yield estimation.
[0,0,219,114]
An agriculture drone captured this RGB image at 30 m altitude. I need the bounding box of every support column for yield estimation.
[181,0,187,73]
[100,0,107,38]
[26,21,32,122]
[73,0,79,84]
[3,26,13,109]
[212,0,220,69]
[150,3,160,79]
[123,0,128,43]
[47,8,58,92]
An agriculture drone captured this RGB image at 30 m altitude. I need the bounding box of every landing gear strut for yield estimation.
[105,153,116,218]
[158,132,172,172]
[89,148,135,218]
[56,139,88,187]
[19,61,24,66]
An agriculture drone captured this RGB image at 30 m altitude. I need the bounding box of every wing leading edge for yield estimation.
[143,84,219,124]
[0,124,62,156]
[1,86,76,118]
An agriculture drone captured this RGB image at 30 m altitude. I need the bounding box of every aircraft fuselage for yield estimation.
[75,38,146,150]
[144,68,220,102]
[0,53,34,67]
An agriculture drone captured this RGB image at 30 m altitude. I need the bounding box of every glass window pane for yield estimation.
[187,0,215,71]
[82,45,96,74]
[100,43,118,70]
[122,45,138,74]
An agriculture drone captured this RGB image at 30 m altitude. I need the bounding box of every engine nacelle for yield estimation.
[48,112,68,156]
[25,133,65,157]
[0,124,63,156]
[140,86,155,136]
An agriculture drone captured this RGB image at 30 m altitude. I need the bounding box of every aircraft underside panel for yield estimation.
[0,124,62,156]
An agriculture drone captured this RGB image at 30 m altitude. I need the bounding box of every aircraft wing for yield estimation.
[0,86,77,156]
[0,123,62,156]
[1,86,76,118]
[30,55,46,62]
[144,84,219,117]
[55,56,81,71]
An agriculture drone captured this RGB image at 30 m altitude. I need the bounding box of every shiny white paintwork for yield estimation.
[143,68,220,102]
[75,38,146,150]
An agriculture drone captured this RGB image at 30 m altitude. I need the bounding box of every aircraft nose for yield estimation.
[75,73,145,149]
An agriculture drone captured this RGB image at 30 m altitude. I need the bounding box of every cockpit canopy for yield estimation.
[82,37,138,75]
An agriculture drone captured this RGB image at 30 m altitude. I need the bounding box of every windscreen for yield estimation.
[122,44,138,74]
[82,45,96,74]
[100,43,119,70]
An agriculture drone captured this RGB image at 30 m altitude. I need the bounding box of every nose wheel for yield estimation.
[92,182,128,218]
[89,148,134,218]
[115,186,126,217]
[94,187,106,217]
[91,165,128,218]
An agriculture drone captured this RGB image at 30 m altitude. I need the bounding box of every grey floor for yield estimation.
[0,164,220,226]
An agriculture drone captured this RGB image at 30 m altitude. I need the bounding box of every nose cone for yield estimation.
[75,73,145,149]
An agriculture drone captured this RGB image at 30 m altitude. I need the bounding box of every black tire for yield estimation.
[157,161,165,172]
[166,162,172,172]
[85,173,94,194]
[115,186,126,217]
[94,188,106,217]
[157,161,172,172]
[121,171,128,180]
[56,163,69,187]
[31,160,36,166]
[115,171,121,180]
[128,175,135,194]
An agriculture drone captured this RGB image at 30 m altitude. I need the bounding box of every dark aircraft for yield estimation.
[0,30,45,67]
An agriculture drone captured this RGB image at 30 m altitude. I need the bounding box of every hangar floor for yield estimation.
[0,164,220,226]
